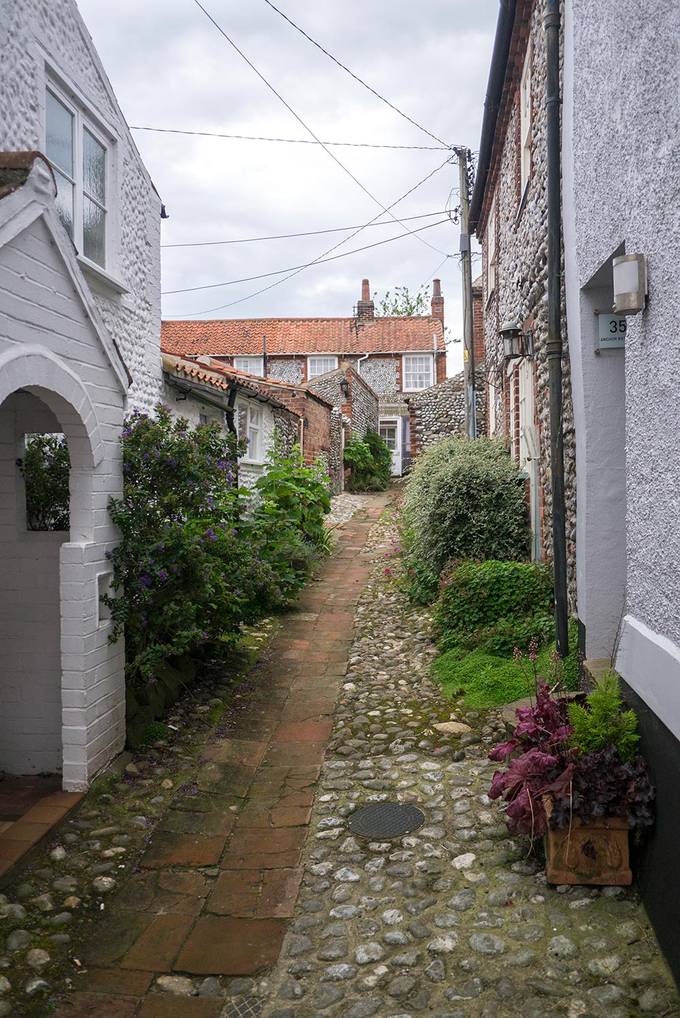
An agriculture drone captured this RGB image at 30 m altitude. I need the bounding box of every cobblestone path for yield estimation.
[2,496,678,1018]
[259,508,680,1018]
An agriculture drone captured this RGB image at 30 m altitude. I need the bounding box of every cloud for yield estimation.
[77,0,496,374]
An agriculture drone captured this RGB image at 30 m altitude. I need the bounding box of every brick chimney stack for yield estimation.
[356,278,374,320]
[431,278,444,323]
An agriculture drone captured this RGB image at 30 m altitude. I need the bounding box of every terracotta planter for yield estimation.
[543,797,632,886]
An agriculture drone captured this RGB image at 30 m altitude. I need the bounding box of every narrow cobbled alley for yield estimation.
[2,495,678,1018]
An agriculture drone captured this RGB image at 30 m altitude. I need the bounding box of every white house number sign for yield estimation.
[596,313,627,351]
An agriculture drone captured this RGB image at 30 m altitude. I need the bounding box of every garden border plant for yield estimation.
[343,430,392,492]
[103,405,331,744]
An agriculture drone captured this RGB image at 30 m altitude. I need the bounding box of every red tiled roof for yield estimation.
[161,353,301,414]
[161,316,446,358]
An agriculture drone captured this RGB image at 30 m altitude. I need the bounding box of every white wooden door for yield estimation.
[379,418,401,476]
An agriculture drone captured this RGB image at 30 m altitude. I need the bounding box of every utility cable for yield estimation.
[163,218,452,295]
[192,0,450,257]
[261,0,451,149]
[170,154,454,317]
[161,210,448,249]
[130,125,448,151]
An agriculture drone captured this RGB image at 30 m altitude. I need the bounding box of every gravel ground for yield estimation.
[260,507,680,1018]
[327,493,372,527]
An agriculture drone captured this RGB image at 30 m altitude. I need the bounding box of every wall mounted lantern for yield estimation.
[339,378,350,397]
[499,321,523,360]
[612,253,647,315]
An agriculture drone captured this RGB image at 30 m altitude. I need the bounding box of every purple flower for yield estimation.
[158,569,169,581]
[203,527,218,542]
[138,573,153,589]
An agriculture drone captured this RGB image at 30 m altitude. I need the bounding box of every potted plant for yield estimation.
[488,674,655,885]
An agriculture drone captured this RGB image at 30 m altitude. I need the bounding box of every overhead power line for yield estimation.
[129,125,448,151]
[163,218,452,295]
[161,210,448,249]
[261,0,452,149]
[172,154,454,317]
[192,0,449,257]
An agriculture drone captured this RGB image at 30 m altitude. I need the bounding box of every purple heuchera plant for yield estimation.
[488,684,654,840]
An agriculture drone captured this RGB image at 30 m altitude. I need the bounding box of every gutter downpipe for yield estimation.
[545,0,569,657]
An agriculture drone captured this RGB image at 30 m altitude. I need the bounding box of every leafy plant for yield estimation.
[21,433,70,531]
[434,560,554,645]
[344,431,391,491]
[105,406,331,736]
[401,437,530,601]
[488,682,654,840]
[568,671,639,761]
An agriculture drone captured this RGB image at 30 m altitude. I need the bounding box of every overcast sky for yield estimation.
[78,0,497,374]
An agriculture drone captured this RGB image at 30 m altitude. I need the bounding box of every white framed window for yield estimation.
[233,356,264,377]
[45,81,110,269]
[519,44,532,195]
[307,355,338,379]
[237,402,264,462]
[486,194,496,298]
[402,354,434,392]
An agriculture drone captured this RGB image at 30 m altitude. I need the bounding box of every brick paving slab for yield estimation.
[42,493,389,1015]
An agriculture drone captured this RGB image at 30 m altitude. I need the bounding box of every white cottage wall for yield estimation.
[0,190,127,789]
[0,0,163,413]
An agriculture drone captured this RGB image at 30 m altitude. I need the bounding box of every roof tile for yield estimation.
[161,316,445,357]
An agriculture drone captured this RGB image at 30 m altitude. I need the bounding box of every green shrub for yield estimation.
[21,433,70,531]
[434,560,554,645]
[344,430,392,491]
[106,406,331,736]
[447,613,555,657]
[568,672,639,761]
[401,437,530,601]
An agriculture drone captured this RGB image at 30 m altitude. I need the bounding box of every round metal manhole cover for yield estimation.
[348,802,425,840]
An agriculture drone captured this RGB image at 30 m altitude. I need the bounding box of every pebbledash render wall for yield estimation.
[0,0,163,413]
[476,0,576,596]
[563,0,680,979]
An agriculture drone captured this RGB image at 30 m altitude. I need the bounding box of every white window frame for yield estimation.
[402,353,434,392]
[307,355,338,379]
[486,194,496,299]
[519,44,532,196]
[44,76,114,274]
[237,401,265,464]
[233,356,264,377]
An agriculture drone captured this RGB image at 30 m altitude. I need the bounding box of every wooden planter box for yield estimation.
[543,798,632,886]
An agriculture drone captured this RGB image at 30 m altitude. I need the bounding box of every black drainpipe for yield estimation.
[545,0,569,657]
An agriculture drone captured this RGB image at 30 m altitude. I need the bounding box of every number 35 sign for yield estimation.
[596,313,627,352]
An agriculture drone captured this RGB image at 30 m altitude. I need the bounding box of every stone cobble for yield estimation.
[260,509,680,1018]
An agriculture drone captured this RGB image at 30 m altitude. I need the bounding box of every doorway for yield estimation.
[379,417,401,476]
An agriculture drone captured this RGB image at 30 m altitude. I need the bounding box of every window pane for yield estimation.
[53,170,74,238]
[83,196,105,265]
[234,357,264,376]
[46,91,73,176]
[83,128,106,203]
[309,356,337,378]
[404,355,432,390]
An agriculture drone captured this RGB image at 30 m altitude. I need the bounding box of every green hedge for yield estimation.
[434,560,554,645]
[401,437,530,602]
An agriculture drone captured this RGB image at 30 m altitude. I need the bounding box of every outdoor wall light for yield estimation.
[612,253,647,315]
[499,321,523,359]
[339,378,350,397]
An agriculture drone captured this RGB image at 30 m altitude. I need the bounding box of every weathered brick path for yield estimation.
[51,493,390,1017]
